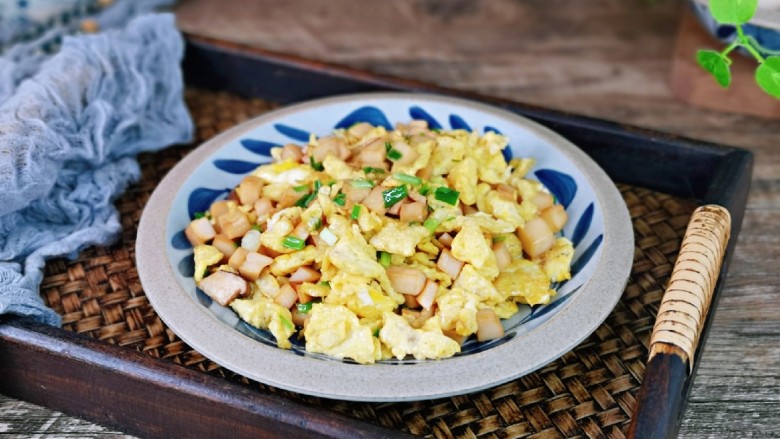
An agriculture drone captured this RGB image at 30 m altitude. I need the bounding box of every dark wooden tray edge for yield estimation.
[0,35,754,439]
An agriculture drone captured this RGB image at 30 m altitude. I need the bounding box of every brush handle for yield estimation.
[627,205,731,439]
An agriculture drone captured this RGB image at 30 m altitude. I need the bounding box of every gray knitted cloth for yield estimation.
[0,11,193,326]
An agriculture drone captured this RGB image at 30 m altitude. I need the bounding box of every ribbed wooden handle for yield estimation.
[648,205,731,371]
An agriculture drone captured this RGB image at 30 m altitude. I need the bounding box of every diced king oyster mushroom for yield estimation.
[198,271,248,306]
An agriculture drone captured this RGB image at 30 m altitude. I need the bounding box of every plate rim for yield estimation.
[136,91,633,402]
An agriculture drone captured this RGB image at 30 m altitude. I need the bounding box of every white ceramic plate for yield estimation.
[136,92,633,402]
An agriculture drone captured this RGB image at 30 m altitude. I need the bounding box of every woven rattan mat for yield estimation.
[41,89,697,439]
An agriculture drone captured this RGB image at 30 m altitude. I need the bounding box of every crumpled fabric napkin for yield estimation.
[0,12,193,326]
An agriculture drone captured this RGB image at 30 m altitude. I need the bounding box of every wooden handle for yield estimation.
[628,205,731,439]
[648,204,731,370]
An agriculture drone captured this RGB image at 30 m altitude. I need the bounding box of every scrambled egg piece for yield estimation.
[542,238,575,282]
[304,303,380,364]
[231,296,295,349]
[495,233,523,260]
[485,191,525,228]
[356,205,384,234]
[369,222,430,257]
[430,134,468,175]
[253,270,280,299]
[451,220,499,280]
[261,207,302,254]
[379,312,460,360]
[327,225,402,303]
[435,287,481,336]
[325,272,396,320]
[270,246,318,276]
[446,157,478,205]
[494,259,555,305]
[252,159,314,185]
[323,155,363,181]
[448,213,515,235]
[193,245,223,283]
[453,264,502,303]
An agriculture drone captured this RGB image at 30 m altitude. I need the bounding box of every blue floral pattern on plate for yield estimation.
[166,100,606,365]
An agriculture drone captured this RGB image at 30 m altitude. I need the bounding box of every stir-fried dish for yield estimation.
[184,120,574,364]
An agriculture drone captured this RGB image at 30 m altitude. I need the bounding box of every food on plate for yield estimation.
[185,120,574,363]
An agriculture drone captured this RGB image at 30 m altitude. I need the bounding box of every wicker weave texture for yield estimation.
[41,89,698,439]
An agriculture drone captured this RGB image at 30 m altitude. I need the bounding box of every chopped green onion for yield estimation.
[434,187,460,206]
[418,183,431,196]
[382,185,408,208]
[387,148,403,161]
[318,281,331,288]
[251,225,263,232]
[320,227,338,246]
[313,180,322,192]
[351,204,361,220]
[379,251,391,268]
[394,173,422,186]
[282,236,305,250]
[492,235,508,243]
[297,302,313,314]
[373,327,381,337]
[295,192,317,208]
[279,314,295,330]
[423,218,440,233]
[308,217,323,231]
[194,211,207,219]
[351,179,375,189]
[309,156,324,171]
[293,184,309,192]
[333,192,346,206]
[363,166,386,174]
[326,180,336,186]
[384,141,393,152]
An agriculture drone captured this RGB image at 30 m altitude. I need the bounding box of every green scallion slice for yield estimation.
[293,184,309,192]
[251,224,263,232]
[434,187,460,206]
[363,166,386,174]
[418,183,431,196]
[282,236,305,250]
[387,148,403,161]
[297,302,313,314]
[373,327,381,337]
[333,192,346,206]
[384,141,392,152]
[351,179,375,189]
[351,204,361,220]
[492,235,508,243]
[308,217,323,231]
[295,192,317,208]
[279,314,295,331]
[318,280,331,287]
[423,218,440,233]
[313,180,322,192]
[309,156,324,171]
[379,251,391,268]
[394,173,422,186]
[382,185,408,208]
[193,211,207,219]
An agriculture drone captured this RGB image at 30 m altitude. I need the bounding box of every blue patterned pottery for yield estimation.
[690,0,780,55]
[137,93,634,401]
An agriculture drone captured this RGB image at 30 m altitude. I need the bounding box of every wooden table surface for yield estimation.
[2,0,778,437]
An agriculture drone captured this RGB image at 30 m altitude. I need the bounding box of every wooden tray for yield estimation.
[0,35,752,438]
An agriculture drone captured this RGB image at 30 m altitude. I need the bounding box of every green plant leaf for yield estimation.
[755,56,780,98]
[709,0,758,25]
[697,50,732,87]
